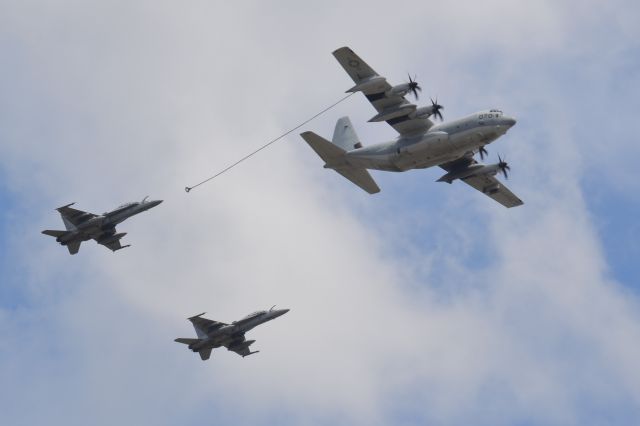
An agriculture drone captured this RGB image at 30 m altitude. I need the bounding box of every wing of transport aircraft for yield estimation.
[439,156,523,208]
[332,46,434,137]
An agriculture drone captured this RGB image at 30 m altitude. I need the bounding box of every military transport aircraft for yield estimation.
[301,46,523,208]
[42,197,162,254]
[175,307,289,360]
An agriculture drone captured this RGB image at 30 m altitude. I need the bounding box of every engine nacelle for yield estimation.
[411,105,437,119]
[385,83,410,98]
[482,183,501,194]
[346,76,387,93]
[437,163,500,183]
[368,104,416,122]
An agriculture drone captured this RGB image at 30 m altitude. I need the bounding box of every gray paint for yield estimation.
[42,197,163,254]
[175,308,290,360]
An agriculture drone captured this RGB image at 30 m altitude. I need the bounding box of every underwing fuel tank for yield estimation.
[398,131,449,155]
[98,232,127,244]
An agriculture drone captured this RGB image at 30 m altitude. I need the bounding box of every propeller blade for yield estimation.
[497,155,510,179]
[429,97,444,121]
[479,146,488,160]
[407,74,422,100]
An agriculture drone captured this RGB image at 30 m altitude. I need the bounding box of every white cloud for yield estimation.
[1,1,640,425]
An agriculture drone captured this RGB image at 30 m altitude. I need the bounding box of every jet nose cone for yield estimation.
[504,116,517,127]
[273,308,289,317]
[149,199,163,207]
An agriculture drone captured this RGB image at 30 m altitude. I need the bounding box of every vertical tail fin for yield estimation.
[332,116,362,151]
[66,241,81,255]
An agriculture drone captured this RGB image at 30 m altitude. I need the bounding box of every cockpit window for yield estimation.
[242,311,265,320]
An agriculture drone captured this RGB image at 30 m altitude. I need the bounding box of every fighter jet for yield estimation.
[301,46,523,208]
[174,307,289,360]
[42,196,162,254]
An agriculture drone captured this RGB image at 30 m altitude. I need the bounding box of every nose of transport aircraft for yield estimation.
[503,116,517,127]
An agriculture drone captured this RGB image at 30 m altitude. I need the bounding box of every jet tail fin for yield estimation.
[199,348,212,361]
[66,241,81,255]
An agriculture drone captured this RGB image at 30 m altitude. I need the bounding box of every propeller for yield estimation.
[407,74,422,100]
[430,97,444,121]
[497,154,511,179]
[479,146,488,160]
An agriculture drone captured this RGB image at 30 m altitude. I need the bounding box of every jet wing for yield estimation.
[188,314,228,332]
[440,156,524,208]
[56,203,97,228]
[333,46,434,137]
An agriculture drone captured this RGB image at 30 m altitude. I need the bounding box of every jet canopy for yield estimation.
[241,311,265,320]
[116,202,136,209]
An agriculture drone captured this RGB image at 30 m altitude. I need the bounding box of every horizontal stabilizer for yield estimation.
[55,202,75,211]
[174,338,201,345]
[301,131,346,164]
[334,168,380,194]
[301,131,380,194]
[42,230,66,238]
[188,312,207,321]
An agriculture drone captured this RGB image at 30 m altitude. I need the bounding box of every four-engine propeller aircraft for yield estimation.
[301,46,523,208]
[175,307,289,360]
[42,197,163,254]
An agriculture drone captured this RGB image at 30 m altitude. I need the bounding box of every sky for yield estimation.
[1,0,639,425]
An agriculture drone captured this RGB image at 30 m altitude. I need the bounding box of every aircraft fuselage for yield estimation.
[344,110,516,172]
[57,200,161,243]
[191,309,289,351]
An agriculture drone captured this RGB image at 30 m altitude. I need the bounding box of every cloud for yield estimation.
[1,1,640,425]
